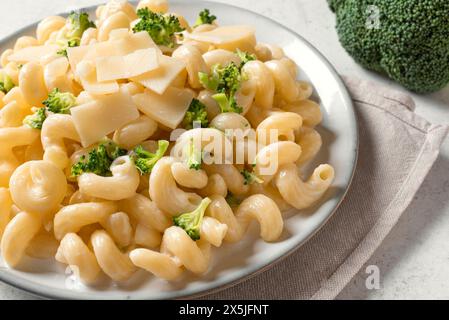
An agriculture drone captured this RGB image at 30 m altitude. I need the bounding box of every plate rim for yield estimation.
[0,0,359,300]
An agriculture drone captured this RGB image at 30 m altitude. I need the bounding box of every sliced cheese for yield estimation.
[187,25,256,52]
[8,45,60,63]
[76,60,119,95]
[115,31,161,56]
[67,45,90,73]
[133,87,194,129]
[71,89,140,147]
[109,28,130,40]
[131,55,186,94]
[96,48,159,82]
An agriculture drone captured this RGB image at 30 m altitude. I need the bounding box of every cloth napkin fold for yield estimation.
[203,78,449,300]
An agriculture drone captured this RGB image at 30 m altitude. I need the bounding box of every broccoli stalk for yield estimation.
[194,9,217,27]
[173,197,212,241]
[23,108,47,130]
[199,62,244,114]
[133,8,184,48]
[185,138,202,170]
[132,140,169,175]
[182,98,209,129]
[0,73,15,94]
[43,89,77,114]
[241,169,263,185]
[71,141,127,177]
[329,0,449,93]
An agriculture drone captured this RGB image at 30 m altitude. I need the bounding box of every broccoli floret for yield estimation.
[199,62,244,114]
[236,49,256,68]
[133,8,184,48]
[194,9,217,27]
[329,0,449,93]
[182,99,209,129]
[184,138,202,170]
[0,73,15,94]
[71,141,127,177]
[173,197,212,240]
[43,89,77,114]
[132,140,169,175]
[65,11,96,46]
[241,169,263,185]
[23,108,47,130]
[57,49,68,57]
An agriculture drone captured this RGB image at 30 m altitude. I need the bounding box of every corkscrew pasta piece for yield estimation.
[0,49,13,68]
[113,115,158,149]
[172,44,208,89]
[78,156,140,201]
[53,201,118,240]
[0,188,13,238]
[257,43,285,60]
[19,62,48,107]
[91,230,136,281]
[206,194,283,242]
[1,211,41,267]
[0,101,29,128]
[197,173,227,198]
[26,230,59,259]
[137,0,169,13]
[97,0,137,27]
[282,99,322,128]
[43,57,74,93]
[119,193,171,232]
[171,162,208,189]
[203,164,249,196]
[253,141,302,184]
[41,114,81,169]
[0,126,39,187]
[101,212,133,248]
[98,12,131,42]
[202,49,241,69]
[256,112,303,145]
[197,90,221,120]
[80,28,98,46]
[134,222,162,248]
[274,163,335,210]
[265,60,299,103]
[36,16,66,44]
[210,112,251,135]
[150,157,201,215]
[55,233,101,285]
[9,160,67,215]
[295,127,323,166]
[241,60,275,109]
[249,183,292,212]
[130,218,227,280]
[14,36,39,51]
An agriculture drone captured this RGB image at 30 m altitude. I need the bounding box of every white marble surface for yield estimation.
[0,0,448,300]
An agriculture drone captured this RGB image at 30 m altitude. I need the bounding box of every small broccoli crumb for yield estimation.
[71,141,127,177]
[23,108,47,130]
[182,99,209,129]
[0,74,15,94]
[133,8,184,48]
[43,89,77,114]
[173,197,212,240]
[194,9,217,27]
[199,62,244,114]
[241,169,263,185]
[225,192,242,207]
[236,49,256,68]
[131,140,169,175]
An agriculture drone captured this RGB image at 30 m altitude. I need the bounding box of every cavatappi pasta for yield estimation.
[0,0,335,285]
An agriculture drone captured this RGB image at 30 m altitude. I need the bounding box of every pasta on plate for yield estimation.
[0,0,335,285]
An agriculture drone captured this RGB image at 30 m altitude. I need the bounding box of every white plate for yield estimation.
[0,0,358,299]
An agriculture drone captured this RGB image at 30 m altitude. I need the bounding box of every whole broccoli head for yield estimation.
[194,9,217,27]
[66,11,96,45]
[23,108,47,130]
[131,140,169,175]
[329,0,449,93]
[0,73,15,94]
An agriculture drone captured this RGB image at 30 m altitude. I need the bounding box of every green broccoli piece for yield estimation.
[65,11,96,46]
[133,8,184,48]
[132,140,169,175]
[194,9,217,27]
[199,62,244,114]
[236,49,256,68]
[241,169,263,185]
[182,99,209,129]
[0,73,15,94]
[173,197,212,240]
[43,89,77,114]
[184,138,202,170]
[71,141,127,177]
[328,0,449,93]
[23,108,47,130]
[57,49,68,57]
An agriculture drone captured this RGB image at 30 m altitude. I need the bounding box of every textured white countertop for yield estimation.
[0,0,448,300]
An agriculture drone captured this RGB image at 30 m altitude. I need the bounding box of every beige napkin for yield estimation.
[202,78,449,300]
